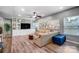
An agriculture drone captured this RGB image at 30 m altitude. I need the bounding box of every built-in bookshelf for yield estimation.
[12,18,20,30]
[12,17,34,30]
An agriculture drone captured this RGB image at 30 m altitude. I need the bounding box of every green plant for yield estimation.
[0,27,2,34]
[4,23,11,32]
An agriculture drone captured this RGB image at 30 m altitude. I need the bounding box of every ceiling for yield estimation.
[0,6,75,18]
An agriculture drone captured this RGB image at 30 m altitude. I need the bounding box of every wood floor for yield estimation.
[11,35,79,53]
[3,35,12,53]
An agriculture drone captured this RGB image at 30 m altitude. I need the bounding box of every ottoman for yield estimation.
[52,34,66,45]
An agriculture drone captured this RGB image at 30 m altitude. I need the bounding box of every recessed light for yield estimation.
[21,8,25,11]
[18,14,21,17]
[59,7,64,9]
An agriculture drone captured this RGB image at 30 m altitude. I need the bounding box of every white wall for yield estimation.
[37,16,60,30]
[0,17,4,27]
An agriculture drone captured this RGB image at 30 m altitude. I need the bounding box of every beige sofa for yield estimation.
[33,31,59,47]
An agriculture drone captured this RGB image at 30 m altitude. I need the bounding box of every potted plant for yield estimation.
[4,23,11,34]
[0,27,2,34]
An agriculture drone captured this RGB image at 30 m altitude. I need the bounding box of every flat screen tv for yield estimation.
[21,23,30,29]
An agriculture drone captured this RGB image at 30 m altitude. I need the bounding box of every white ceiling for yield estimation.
[0,6,75,18]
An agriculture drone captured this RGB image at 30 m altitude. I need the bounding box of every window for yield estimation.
[64,16,79,36]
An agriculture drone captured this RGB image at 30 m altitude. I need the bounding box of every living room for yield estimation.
[0,6,79,53]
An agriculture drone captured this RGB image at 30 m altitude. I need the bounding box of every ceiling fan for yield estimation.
[32,12,42,20]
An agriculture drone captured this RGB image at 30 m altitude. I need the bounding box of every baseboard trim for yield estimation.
[67,40,79,45]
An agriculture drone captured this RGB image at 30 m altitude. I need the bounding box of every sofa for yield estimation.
[33,30,59,47]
